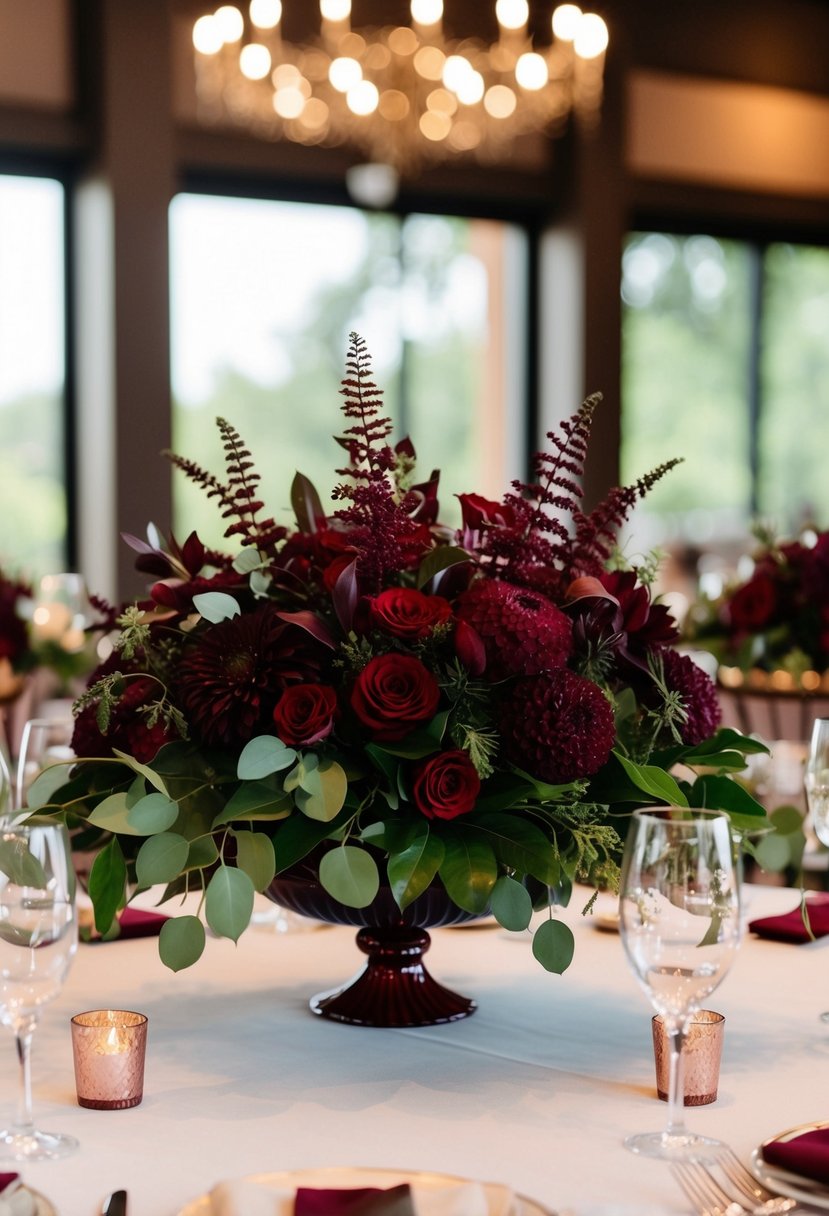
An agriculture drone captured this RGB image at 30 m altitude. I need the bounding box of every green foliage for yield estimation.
[532,918,576,974]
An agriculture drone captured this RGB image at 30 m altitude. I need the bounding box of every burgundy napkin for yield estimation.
[748,894,829,943]
[0,1176,18,1194]
[294,1184,416,1215]
[116,907,168,939]
[762,1127,829,1185]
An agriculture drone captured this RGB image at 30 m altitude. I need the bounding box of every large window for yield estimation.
[622,232,829,558]
[169,194,525,549]
[0,174,67,577]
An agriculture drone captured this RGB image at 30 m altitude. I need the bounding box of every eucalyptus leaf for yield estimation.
[237,736,297,781]
[769,804,804,835]
[0,839,48,888]
[294,759,348,822]
[88,837,127,936]
[127,792,180,835]
[232,829,276,891]
[232,547,262,574]
[192,591,241,623]
[250,570,272,597]
[112,749,170,796]
[271,806,351,873]
[213,781,292,826]
[753,832,792,872]
[490,875,533,931]
[135,832,190,887]
[88,792,141,836]
[24,761,76,809]
[319,846,380,908]
[205,866,255,942]
[387,829,445,910]
[531,918,575,973]
[159,915,206,972]
[185,836,220,871]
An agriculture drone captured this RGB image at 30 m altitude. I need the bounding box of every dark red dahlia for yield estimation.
[456,579,571,680]
[498,668,615,783]
[177,604,326,747]
[658,648,722,746]
[72,655,178,764]
[0,574,31,667]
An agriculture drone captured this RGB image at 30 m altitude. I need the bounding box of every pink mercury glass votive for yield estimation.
[71,1010,148,1110]
[652,1010,725,1106]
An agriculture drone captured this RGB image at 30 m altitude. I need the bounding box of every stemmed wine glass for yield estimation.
[804,717,829,1021]
[0,819,79,1160]
[619,807,741,1159]
[14,716,75,814]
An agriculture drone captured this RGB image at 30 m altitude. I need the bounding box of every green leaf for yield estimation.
[416,545,471,589]
[753,832,792,872]
[135,832,190,886]
[295,758,348,822]
[24,761,76,809]
[374,732,441,761]
[213,781,293,826]
[687,774,768,823]
[237,736,297,780]
[232,547,262,574]
[88,837,127,936]
[438,831,498,914]
[474,813,560,886]
[159,915,206,972]
[185,836,219,871]
[532,918,575,973]
[0,838,48,888]
[769,804,804,835]
[127,792,180,835]
[272,806,351,873]
[508,766,582,802]
[112,748,170,795]
[387,828,445,910]
[319,846,380,908]
[193,591,241,623]
[88,792,142,836]
[490,875,533,931]
[615,752,689,807]
[205,866,255,942]
[232,829,276,892]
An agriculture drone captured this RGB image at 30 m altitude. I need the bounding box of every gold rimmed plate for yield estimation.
[175,1166,554,1216]
[750,1120,829,1211]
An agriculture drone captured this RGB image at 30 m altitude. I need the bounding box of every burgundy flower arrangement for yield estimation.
[32,334,764,972]
[0,570,34,701]
[685,526,829,687]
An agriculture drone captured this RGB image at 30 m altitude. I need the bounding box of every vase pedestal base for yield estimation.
[309,926,476,1028]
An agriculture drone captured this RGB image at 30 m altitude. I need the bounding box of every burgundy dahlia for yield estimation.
[658,648,722,746]
[456,579,572,680]
[177,604,325,747]
[498,668,615,784]
[72,655,178,764]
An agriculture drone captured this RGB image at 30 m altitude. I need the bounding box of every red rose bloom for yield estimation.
[369,588,452,641]
[273,683,338,746]
[727,574,777,632]
[413,749,481,820]
[351,654,440,741]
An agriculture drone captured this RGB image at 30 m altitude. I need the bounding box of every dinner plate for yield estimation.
[750,1121,829,1211]
[2,1184,56,1216]
[175,1165,554,1215]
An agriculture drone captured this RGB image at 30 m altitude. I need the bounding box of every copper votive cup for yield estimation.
[652,1010,725,1106]
[71,1010,148,1110]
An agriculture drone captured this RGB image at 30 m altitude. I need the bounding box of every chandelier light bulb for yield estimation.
[329,56,362,92]
[249,0,282,29]
[193,14,223,54]
[495,0,529,31]
[240,43,272,79]
[347,79,380,115]
[214,5,244,43]
[574,13,609,58]
[320,0,351,20]
[515,51,548,90]
[410,0,443,24]
[551,3,583,41]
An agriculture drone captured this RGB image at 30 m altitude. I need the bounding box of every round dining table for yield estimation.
[1,882,825,1216]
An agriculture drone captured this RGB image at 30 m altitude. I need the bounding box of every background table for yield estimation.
[2,883,825,1216]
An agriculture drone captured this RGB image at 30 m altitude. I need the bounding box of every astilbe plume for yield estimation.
[330,332,424,590]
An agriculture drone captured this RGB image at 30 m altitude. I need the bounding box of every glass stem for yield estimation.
[14,1026,35,1134]
[665,1019,687,1140]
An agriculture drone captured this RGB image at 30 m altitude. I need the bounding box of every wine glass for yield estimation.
[619,807,741,1159]
[804,717,829,1020]
[0,819,79,1160]
[14,716,75,814]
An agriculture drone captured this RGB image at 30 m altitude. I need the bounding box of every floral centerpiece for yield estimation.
[685,524,829,689]
[0,569,34,702]
[31,335,765,987]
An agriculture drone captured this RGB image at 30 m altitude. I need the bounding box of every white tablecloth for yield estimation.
[2,883,824,1216]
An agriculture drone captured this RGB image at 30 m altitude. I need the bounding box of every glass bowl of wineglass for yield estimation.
[0,819,79,1160]
[619,806,741,1160]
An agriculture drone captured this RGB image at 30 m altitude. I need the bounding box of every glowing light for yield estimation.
[411,0,443,24]
[249,0,282,29]
[388,26,418,55]
[552,4,582,41]
[347,79,380,115]
[574,13,609,58]
[329,56,362,92]
[273,86,306,118]
[192,15,223,54]
[426,88,457,116]
[442,54,472,93]
[495,0,529,30]
[378,89,410,120]
[484,84,517,118]
[515,52,548,90]
[214,5,244,42]
[414,46,445,80]
[320,0,351,19]
[455,69,484,105]
[240,44,272,80]
[419,110,452,141]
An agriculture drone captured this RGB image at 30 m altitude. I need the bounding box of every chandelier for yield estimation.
[192,1,609,199]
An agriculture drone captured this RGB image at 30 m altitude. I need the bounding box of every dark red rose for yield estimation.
[454,619,486,676]
[369,588,452,641]
[457,493,516,531]
[727,574,776,632]
[272,683,338,746]
[350,654,440,741]
[413,749,481,820]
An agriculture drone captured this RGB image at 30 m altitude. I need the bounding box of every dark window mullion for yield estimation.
[746,241,765,519]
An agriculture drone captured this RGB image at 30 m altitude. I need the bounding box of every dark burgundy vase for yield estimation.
[266,858,482,1028]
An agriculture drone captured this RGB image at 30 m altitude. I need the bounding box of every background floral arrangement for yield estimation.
[32,334,765,972]
[0,569,35,702]
[684,524,829,684]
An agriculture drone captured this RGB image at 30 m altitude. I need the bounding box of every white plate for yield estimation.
[592,911,620,933]
[175,1166,554,1216]
[751,1121,829,1211]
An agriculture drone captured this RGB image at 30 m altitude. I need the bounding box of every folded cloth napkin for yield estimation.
[208,1177,514,1216]
[748,894,829,943]
[80,906,169,942]
[295,1184,416,1215]
[762,1126,829,1185]
[0,1174,36,1216]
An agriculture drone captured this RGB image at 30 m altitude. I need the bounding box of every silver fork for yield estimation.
[714,1149,796,1214]
[672,1160,797,1216]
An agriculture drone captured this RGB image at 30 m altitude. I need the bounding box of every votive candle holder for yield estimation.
[71,1010,148,1110]
[652,1010,725,1106]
